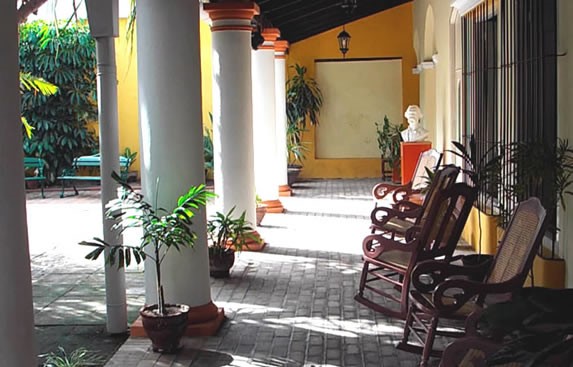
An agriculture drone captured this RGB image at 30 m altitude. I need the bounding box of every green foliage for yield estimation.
[448,135,503,210]
[375,115,402,168]
[286,64,323,165]
[42,346,103,367]
[19,21,98,180]
[19,72,59,139]
[79,172,214,316]
[121,147,137,172]
[207,206,258,255]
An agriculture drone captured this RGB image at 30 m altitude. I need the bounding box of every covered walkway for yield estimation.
[28,179,436,366]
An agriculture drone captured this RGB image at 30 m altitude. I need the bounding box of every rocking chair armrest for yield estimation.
[432,279,519,314]
[370,206,418,229]
[362,233,418,259]
[372,182,401,200]
[411,260,487,293]
[391,182,414,202]
[392,199,423,215]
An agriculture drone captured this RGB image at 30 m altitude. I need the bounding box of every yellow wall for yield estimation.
[288,2,419,178]
[114,19,213,174]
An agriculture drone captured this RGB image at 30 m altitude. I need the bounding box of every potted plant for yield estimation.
[207,207,258,278]
[120,147,138,182]
[286,63,323,185]
[79,171,214,353]
[449,135,502,268]
[375,115,402,183]
[255,195,267,227]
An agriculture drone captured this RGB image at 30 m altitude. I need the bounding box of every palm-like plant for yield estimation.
[19,72,58,138]
[207,206,257,256]
[80,172,214,316]
[286,64,323,165]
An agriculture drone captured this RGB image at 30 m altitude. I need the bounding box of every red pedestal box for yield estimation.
[400,141,432,185]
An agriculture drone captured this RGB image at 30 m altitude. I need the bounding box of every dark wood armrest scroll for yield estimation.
[362,233,418,260]
[372,182,401,200]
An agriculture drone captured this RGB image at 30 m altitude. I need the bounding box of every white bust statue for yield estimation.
[401,105,429,142]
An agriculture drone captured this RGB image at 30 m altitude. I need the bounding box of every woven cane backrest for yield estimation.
[411,149,443,191]
[417,165,460,228]
[418,183,477,260]
[486,198,546,285]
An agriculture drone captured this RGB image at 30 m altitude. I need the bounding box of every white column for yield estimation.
[204,2,259,225]
[274,40,291,197]
[136,0,212,310]
[252,28,284,213]
[94,37,128,334]
[0,1,37,365]
[86,0,128,334]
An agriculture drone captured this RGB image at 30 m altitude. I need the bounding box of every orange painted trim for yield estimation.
[275,55,287,60]
[130,301,225,338]
[262,199,284,213]
[258,45,276,50]
[203,2,260,21]
[274,40,289,53]
[211,25,252,32]
[261,28,280,42]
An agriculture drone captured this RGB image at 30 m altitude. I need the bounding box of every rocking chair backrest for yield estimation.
[416,165,460,229]
[417,182,478,261]
[411,149,443,191]
[485,197,546,286]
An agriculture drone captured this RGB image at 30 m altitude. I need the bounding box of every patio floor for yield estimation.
[27,179,450,367]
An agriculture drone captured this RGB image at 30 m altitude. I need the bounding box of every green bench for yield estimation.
[24,157,47,198]
[57,154,130,198]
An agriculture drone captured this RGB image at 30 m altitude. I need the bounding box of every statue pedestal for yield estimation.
[400,141,432,184]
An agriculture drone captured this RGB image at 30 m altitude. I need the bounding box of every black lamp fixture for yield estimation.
[337,0,356,58]
[337,26,351,58]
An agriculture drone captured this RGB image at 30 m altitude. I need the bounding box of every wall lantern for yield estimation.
[337,26,351,58]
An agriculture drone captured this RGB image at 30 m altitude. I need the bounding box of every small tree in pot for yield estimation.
[80,172,214,353]
[207,207,258,278]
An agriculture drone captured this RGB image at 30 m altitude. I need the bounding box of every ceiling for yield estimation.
[257,0,412,44]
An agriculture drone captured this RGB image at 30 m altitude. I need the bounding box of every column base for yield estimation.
[262,199,284,213]
[130,301,225,337]
[278,184,292,197]
[228,230,266,251]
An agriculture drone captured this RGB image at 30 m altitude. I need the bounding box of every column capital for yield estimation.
[274,40,289,59]
[203,2,260,32]
[258,28,281,50]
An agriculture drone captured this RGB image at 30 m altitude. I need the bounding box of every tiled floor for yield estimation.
[27,179,455,366]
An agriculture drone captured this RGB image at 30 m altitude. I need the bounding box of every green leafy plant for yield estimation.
[286,122,309,166]
[375,115,402,168]
[19,72,58,139]
[19,21,98,180]
[121,147,137,172]
[41,347,103,367]
[448,135,503,257]
[285,64,323,166]
[80,172,214,316]
[207,206,258,256]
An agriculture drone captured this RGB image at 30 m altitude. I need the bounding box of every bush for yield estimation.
[19,21,98,181]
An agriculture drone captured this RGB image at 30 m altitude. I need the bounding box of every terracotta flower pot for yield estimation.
[256,205,267,226]
[208,247,235,278]
[140,303,190,353]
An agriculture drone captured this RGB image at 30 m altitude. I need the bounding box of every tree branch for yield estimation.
[17,0,49,24]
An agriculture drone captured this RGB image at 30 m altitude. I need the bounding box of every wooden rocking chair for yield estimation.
[372,148,442,205]
[396,197,547,367]
[355,180,477,319]
[370,165,459,238]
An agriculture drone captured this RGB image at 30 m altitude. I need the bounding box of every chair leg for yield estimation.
[420,316,439,367]
[357,261,369,296]
[40,181,45,199]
